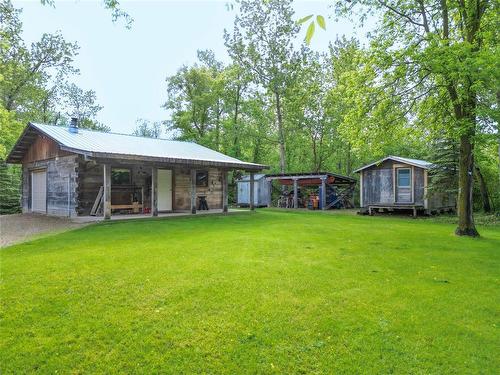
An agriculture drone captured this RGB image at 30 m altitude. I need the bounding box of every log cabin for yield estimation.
[355,156,456,217]
[6,120,267,219]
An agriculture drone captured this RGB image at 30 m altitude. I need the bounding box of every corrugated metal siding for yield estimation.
[237,177,270,206]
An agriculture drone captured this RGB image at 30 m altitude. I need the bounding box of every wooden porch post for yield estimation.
[267,180,272,208]
[222,170,228,213]
[151,167,158,217]
[103,164,111,220]
[321,176,326,210]
[249,172,255,211]
[359,171,364,208]
[293,178,298,209]
[191,169,197,214]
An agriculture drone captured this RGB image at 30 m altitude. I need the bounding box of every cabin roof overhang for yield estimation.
[6,122,267,171]
[353,156,433,173]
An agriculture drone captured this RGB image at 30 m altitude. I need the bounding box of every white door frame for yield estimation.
[157,169,173,211]
[395,167,413,203]
[31,169,47,213]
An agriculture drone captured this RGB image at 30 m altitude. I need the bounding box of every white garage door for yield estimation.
[31,170,47,213]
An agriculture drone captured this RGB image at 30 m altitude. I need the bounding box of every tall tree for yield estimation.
[132,118,163,138]
[164,61,220,145]
[61,83,108,131]
[333,0,497,236]
[225,0,300,173]
[286,49,333,172]
[0,1,79,115]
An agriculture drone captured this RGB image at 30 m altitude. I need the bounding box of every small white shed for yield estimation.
[236,174,270,207]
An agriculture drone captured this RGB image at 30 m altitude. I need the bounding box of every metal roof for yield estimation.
[7,123,267,171]
[353,155,433,173]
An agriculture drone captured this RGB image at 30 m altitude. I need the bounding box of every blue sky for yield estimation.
[14,1,371,134]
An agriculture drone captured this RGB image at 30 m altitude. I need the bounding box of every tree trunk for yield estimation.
[475,166,491,213]
[275,91,286,173]
[311,134,318,172]
[233,84,241,158]
[215,102,221,151]
[346,142,352,176]
[455,133,479,236]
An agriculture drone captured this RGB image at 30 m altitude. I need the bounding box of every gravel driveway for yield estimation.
[0,214,88,248]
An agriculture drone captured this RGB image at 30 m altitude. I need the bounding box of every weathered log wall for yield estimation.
[19,132,225,216]
[22,155,79,217]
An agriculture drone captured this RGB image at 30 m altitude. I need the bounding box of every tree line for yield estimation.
[162,0,498,236]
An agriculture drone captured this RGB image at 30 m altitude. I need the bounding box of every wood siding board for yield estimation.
[414,167,425,205]
[22,135,72,164]
[174,167,223,211]
[423,169,428,209]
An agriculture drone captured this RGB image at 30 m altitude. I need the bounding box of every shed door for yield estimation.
[31,170,47,213]
[396,168,412,203]
[158,169,172,211]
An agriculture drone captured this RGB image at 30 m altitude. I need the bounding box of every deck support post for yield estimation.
[103,164,111,220]
[293,178,298,209]
[320,176,326,210]
[190,169,197,214]
[267,180,272,208]
[222,170,228,213]
[249,172,255,211]
[151,167,158,217]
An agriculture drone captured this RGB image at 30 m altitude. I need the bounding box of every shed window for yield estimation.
[196,171,208,187]
[112,168,131,185]
[397,168,411,187]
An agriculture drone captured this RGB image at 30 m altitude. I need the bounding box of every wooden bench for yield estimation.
[111,203,143,213]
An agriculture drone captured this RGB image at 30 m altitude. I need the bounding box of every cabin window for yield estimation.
[196,171,208,187]
[111,168,131,185]
[397,168,411,188]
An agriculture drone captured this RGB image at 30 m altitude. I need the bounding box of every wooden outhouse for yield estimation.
[354,156,455,216]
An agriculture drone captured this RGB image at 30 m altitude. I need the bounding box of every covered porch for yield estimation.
[79,158,265,220]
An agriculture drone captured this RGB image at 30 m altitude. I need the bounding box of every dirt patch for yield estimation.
[0,214,88,248]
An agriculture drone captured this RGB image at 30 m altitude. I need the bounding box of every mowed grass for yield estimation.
[1,210,499,374]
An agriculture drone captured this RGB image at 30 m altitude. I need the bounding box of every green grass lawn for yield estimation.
[1,210,499,374]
